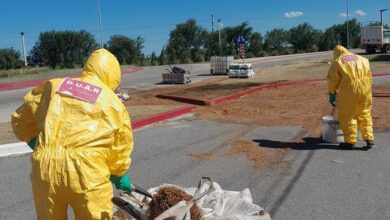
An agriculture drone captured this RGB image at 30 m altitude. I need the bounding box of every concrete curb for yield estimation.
[155,73,390,106]
[0,67,144,92]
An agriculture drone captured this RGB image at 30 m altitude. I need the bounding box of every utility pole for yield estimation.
[97,0,103,47]
[380,9,388,26]
[20,32,28,67]
[218,19,222,50]
[346,0,349,48]
[211,14,214,32]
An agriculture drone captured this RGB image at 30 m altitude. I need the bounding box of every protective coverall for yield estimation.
[327,45,374,144]
[11,49,133,220]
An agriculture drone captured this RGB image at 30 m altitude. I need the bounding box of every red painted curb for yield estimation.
[131,105,195,130]
[0,67,144,92]
[121,67,144,75]
[373,72,390,77]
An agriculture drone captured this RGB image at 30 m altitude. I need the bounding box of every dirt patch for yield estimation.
[126,105,182,121]
[167,82,267,99]
[195,82,329,136]
[188,152,218,159]
[150,186,201,220]
[229,139,290,169]
[372,84,390,129]
[195,82,390,136]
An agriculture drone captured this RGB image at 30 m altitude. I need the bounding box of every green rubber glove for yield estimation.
[27,137,37,150]
[110,175,132,192]
[329,93,336,107]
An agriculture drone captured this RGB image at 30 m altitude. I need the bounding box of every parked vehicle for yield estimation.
[228,63,255,78]
[361,25,390,53]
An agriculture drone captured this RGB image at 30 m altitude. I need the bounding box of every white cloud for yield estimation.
[354,10,366,16]
[339,13,347,17]
[284,11,303,18]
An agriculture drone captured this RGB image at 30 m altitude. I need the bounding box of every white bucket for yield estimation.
[321,116,344,143]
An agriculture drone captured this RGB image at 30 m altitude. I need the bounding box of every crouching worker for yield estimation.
[327,45,375,150]
[11,49,134,220]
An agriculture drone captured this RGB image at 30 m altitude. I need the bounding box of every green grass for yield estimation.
[0,67,82,83]
[361,53,390,62]
[0,64,140,83]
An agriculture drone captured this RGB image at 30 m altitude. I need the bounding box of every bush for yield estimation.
[30,30,98,68]
[0,48,23,70]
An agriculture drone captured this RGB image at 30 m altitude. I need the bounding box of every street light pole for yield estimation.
[346,0,349,48]
[218,19,222,50]
[380,9,388,26]
[97,0,103,47]
[20,32,28,67]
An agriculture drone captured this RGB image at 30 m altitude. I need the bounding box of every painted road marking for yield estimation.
[0,142,32,158]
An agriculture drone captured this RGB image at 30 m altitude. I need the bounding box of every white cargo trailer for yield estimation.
[210,56,234,75]
[361,25,390,53]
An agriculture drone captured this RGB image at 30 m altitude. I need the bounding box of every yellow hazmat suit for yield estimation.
[327,45,374,144]
[12,49,133,220]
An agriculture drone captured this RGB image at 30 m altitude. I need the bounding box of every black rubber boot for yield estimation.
[339,142,356,150]
[366,140,376,148]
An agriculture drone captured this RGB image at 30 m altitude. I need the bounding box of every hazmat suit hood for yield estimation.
[81,48,121,91]
[333,45,350,60]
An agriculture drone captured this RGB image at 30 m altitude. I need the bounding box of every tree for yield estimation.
[367,22,389,29]
[106,35,144,65]
[289,23,321,52]
[159,46,167,65]
[30,30,97,68]
[166,19,207,63]
[107,35,135,65]
[264,28,288,51]
[220,22,253,56]
[318,28,338,51]
[150,52,158,66]
[328,18,361,48]
[0,48,22,70]
[248,32,263,57]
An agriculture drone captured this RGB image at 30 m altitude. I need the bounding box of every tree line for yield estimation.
[0,19,386,70]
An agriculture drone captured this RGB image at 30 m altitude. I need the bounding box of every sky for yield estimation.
[0,0,389,55]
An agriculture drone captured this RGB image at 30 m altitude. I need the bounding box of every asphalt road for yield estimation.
[0,51,334,123]
[1,114,390,220]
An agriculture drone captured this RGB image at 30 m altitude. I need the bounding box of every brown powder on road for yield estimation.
[229,140,290,169]
[188,152,218,159]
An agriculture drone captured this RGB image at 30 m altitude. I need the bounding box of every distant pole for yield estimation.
[97,0,103,47]
[346,0,349,48]
[218,19,222,50]
[211,14,214,32]
[380,9,388,26]
[20,32,28,67]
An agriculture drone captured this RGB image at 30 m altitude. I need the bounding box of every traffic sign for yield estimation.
[237,35,245,45]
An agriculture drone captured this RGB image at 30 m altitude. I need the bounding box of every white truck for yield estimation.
[361,25,390,53]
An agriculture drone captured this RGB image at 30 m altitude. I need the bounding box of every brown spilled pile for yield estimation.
[230,140,290,169]
[149,186,202,220]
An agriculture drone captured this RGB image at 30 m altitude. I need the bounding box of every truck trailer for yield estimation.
[361,25,390,53]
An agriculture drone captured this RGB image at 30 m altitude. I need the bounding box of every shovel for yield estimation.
[112,184,154,220]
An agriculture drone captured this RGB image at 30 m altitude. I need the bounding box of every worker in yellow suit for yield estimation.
[12,49,134,219]
[327,45,375,149]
